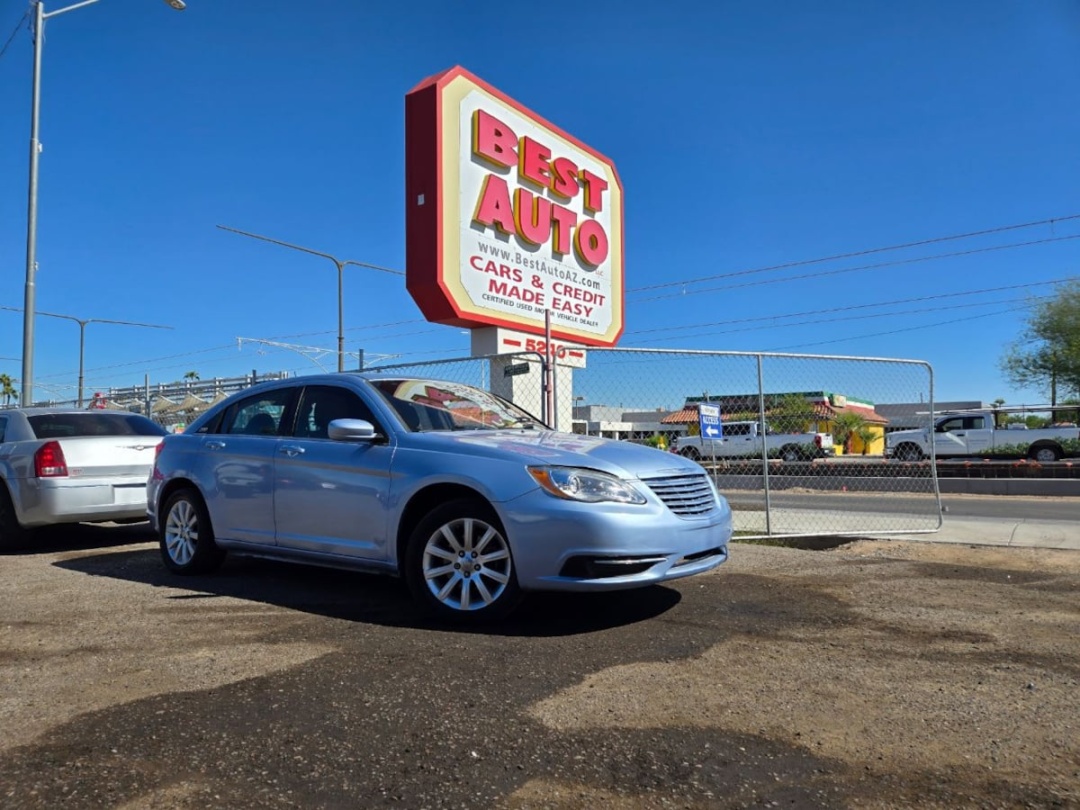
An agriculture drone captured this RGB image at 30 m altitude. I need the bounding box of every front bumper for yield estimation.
[499,488,732,592]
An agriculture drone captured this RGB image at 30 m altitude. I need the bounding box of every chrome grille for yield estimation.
[641,473,717,517]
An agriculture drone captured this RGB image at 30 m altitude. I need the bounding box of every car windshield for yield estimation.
[368,378,546,432]
[28,412,169,439]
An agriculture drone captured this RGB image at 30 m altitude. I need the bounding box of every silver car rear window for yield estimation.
[28,413,169,439]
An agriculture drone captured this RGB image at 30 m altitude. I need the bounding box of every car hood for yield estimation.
[404,430,702,479]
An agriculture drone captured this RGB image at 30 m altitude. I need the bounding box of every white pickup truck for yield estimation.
[885,411,1080,462]
[674,421,834,462]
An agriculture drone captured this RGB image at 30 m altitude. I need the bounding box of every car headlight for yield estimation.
[527,466,647,504]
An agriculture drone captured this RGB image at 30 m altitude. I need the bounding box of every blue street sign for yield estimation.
[699,403,723,439]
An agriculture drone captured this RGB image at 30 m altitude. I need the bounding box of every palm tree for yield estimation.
[0,374,17,407]
[832,412,867,455]
[854,423,877,456]
[183,371,200,383]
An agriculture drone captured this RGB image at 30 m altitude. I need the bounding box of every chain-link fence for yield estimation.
[5,348,941,538]
[369,347,941,540]
[573,348,940,538]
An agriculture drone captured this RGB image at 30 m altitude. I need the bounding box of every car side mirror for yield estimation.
[328,418,378,442]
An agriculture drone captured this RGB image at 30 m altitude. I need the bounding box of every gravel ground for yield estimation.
[0,524,1077,809]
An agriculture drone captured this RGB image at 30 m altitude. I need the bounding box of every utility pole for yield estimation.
[20,0,186,405]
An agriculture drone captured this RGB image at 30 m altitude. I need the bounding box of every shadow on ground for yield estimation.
[3,521,156,556]
[54,546,683,638]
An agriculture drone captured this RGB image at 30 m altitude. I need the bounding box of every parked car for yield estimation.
[148,374,733,622]
[0,408,169,550]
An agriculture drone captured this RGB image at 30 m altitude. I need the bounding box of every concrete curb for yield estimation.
[868,516,1080,551]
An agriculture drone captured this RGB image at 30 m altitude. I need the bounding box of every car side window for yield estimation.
[219,389,293,436]
[966,417,986,430]
[294,385,379,439]
[937,418,963,433]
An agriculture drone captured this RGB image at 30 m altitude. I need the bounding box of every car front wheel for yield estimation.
[159,489,225,575]
[405,498,521,623]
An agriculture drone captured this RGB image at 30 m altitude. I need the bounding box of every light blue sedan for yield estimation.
[147,374,732,622]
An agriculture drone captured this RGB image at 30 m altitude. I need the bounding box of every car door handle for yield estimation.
[279,445,305,457]
[205,440,226,450]
[955,433,966,437]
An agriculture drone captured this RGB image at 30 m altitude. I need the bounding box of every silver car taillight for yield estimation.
[34,441,69,478]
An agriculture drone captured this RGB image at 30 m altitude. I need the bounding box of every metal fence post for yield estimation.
[756,354,772,536]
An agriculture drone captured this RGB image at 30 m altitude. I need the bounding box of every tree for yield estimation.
[183,371,200,383]
[768,394,814,434]
[854,423,877,456]
[0,374,17,407]
[1000,281,1080,405]
[832,412,867,454]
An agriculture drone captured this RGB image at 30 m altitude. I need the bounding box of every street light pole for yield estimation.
[20,0,185,407]
[2,306,172,407]
[217,225,404,373]
[64,315,173,407]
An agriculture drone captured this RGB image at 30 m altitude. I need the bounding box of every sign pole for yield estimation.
[544,309,554,428]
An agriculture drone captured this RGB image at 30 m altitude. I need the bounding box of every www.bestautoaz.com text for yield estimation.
[472,243,605,325]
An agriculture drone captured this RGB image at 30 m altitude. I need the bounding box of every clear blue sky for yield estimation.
[1,1,1078,407]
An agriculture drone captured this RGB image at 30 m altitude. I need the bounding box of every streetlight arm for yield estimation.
[338,259,404,277]
[216,225,404,276]
[219,223,404,373]
[43,0,101,20]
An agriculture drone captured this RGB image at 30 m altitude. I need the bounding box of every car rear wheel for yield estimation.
[159,489,225,575]
[679,446,701,461]
[1029,445,1061,463]
[405,498,521,623]
[0,485,32,552]
[780,445,803,462]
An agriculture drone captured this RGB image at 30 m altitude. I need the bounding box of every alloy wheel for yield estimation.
[164,498,198,566]
[421,516,512,612]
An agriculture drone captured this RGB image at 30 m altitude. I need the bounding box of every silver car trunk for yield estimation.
[55,436,161,479]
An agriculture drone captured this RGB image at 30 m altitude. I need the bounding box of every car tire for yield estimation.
[0,484,32,552]
[159,488,225,575]
[679,446,701,461]
[1029,445,1061,463]
[896,444,924,462]
[780,445,802,463]
[404,497,522,623]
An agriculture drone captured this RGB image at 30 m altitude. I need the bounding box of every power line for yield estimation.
[627,275,1076,336]
[14,314,431,378]
[628,213,1080,294]
[631,295,1051,346]
[0,6,29,63]
[632,234,1080,303]
[43,328,460,387]
[768,305,1030,353]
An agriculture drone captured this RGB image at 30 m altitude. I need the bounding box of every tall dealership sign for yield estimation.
[405,66,624,347]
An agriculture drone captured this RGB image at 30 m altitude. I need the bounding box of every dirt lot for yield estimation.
[1,526,1077,809]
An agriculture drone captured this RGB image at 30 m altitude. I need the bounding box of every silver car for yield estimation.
[147,374,732,622]
[0,408,169,550]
